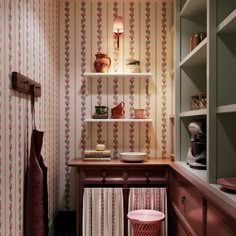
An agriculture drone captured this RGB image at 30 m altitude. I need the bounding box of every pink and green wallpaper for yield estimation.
[0,0,173,231]
[59,0,174,210]
[0,0,59,234]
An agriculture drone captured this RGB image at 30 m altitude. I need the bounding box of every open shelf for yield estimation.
[217,104,236,114]
[82,72,152,78]
[217,9,236,33]
[176,0,208,175]
[180,38,207,67]
[180,109,207,117]
[175,0,236,227]
[180,0,206,17]
[84,118,152,123]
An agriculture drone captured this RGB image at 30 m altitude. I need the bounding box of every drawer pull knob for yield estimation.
[181,196,186,205]
[181,196,186,213]
[145,171,150,184]
[101,171,106,184]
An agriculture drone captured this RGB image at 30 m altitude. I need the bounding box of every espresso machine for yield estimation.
[186,119,206,170]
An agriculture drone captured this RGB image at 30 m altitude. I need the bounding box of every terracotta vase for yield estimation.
[94,53,111,73]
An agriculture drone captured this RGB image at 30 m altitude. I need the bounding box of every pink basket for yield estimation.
[127,210,165,236]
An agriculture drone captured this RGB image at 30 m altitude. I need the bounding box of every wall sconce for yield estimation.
[113,16,124,50]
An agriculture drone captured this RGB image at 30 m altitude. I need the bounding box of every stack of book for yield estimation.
[83,149,111,160]
[92,113,108,119]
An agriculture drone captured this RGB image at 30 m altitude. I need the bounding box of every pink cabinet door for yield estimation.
[171,171,204,236]
[206,202,236,236]
[170,211,189,236]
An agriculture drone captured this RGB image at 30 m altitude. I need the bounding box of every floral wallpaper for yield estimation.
[59,0,173,210]
[0,0,173,232]
[0,0,59,234]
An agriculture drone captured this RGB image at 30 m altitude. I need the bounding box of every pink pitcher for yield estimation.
[111,102,125,118]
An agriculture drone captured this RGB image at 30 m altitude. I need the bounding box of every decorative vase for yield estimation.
[94,53,111,73]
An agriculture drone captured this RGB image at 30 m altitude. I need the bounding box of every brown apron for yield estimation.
[25,92,48,236]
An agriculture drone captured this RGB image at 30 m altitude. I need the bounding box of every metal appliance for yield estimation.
[186,120,206,170]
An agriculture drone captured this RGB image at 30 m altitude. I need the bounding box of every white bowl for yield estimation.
[120,152,147,162]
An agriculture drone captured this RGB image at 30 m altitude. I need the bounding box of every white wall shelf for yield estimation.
[180,38,207,67]
[82,72,152,78]
[84,118,152,123]
[83,71,153,156]
[180,0,206,17]
[217,9,236,33]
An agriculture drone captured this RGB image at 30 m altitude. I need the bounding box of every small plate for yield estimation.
[217,177,236,191]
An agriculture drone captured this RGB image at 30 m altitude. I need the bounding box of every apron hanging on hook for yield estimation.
[25,85,49,236]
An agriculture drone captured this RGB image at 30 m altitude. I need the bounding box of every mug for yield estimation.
[134,109,147,119]
[95,106,109,114]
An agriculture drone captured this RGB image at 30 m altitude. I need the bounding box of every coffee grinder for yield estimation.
[186,119,206,170]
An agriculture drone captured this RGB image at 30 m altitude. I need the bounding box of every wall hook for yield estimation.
[11,71,41,97]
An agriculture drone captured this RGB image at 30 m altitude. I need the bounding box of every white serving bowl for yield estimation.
[120,152,147,162]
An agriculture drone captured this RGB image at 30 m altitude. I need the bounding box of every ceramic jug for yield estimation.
[94,53,111,73]
[111,102,125,118]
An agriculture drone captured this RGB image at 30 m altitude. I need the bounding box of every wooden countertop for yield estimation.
[67,158,236,212]
[66,158,172,167]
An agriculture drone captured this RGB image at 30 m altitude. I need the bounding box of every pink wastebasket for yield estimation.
[127,209,165,236]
